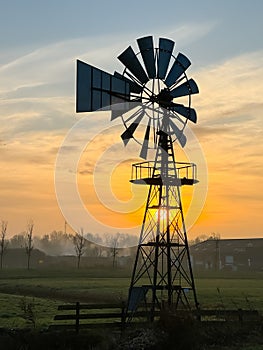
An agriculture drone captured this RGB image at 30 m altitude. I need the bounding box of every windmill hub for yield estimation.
[157,88,173,108]
[147,87,173,108]
[143,78,168,102]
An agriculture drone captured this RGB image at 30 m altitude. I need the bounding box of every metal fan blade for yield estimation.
[140,120,151,159]
[118,46,149,84]
[170,78,199,98]
[169,120,187,147]
[157,38,175,79]
[170,104,197,123]
[165,53,191,87]
[110,101,140,121]
[114,71,143,94]
[111,109,123,120]
[121,111,144,145]
[137,36,156,79]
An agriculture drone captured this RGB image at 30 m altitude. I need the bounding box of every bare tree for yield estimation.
[73,229,86,269]
[0,221,8,269]
[25,221,34,270]
[107,233,120,268]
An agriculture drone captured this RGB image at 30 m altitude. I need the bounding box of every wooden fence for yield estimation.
[49,303,261,333]
[49,302,126,333]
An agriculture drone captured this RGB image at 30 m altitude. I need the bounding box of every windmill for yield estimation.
[76,36,199,322]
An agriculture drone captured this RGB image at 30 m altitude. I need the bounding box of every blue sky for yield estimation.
[0,0,262,238]
[1,0,262,64]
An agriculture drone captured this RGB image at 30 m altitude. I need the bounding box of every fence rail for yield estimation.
[49,302,126,333]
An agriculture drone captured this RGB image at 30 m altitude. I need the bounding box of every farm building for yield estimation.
[190,238,263,271]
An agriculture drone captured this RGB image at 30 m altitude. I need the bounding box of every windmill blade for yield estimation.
[137,36,156,79]
[165,53,191,87]
[110,101,137,120]
[170,103,197,123]
[170,78,199,98]
[157,38,175,79]
[110,101,141,121]
[114,71,143,94]
[111,109,123,120]
[169,119,187,147]
[121,110,144,145]
[140,119,151,159]
[118,46,149,84]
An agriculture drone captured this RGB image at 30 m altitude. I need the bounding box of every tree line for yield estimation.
[1,219,220,270]
[0,220,139,269]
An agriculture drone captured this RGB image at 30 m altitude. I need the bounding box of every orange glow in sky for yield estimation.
[0,3,262,240]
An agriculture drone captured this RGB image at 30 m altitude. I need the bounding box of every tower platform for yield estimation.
[130,161,198,186]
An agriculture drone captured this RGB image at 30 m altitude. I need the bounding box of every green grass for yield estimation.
[0,293,58,328]
[0,268,130,304]
[0,268,131,329]
[196,277,263,311]
[0,268,262,329]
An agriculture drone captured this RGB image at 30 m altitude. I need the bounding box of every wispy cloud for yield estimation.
[0,32,262,237]
[165,20,219,46]
[195,50,263,121]
[186,50,263,236]
[0,19,219,99]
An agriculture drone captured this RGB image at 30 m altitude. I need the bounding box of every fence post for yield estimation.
[75,302,80,334]
[121,302,126,331]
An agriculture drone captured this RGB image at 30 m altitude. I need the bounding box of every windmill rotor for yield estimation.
[76,35,199,159]
[115,36,198,157]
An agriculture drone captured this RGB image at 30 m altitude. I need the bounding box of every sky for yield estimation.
[0,0,262,241]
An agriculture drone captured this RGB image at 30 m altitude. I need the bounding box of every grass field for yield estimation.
[0,267,262,329]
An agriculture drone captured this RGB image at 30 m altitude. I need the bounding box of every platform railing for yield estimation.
[130,161,197,185]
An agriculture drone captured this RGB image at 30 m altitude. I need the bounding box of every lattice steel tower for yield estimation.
[127,119,199,321]
[76,35,199,321]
